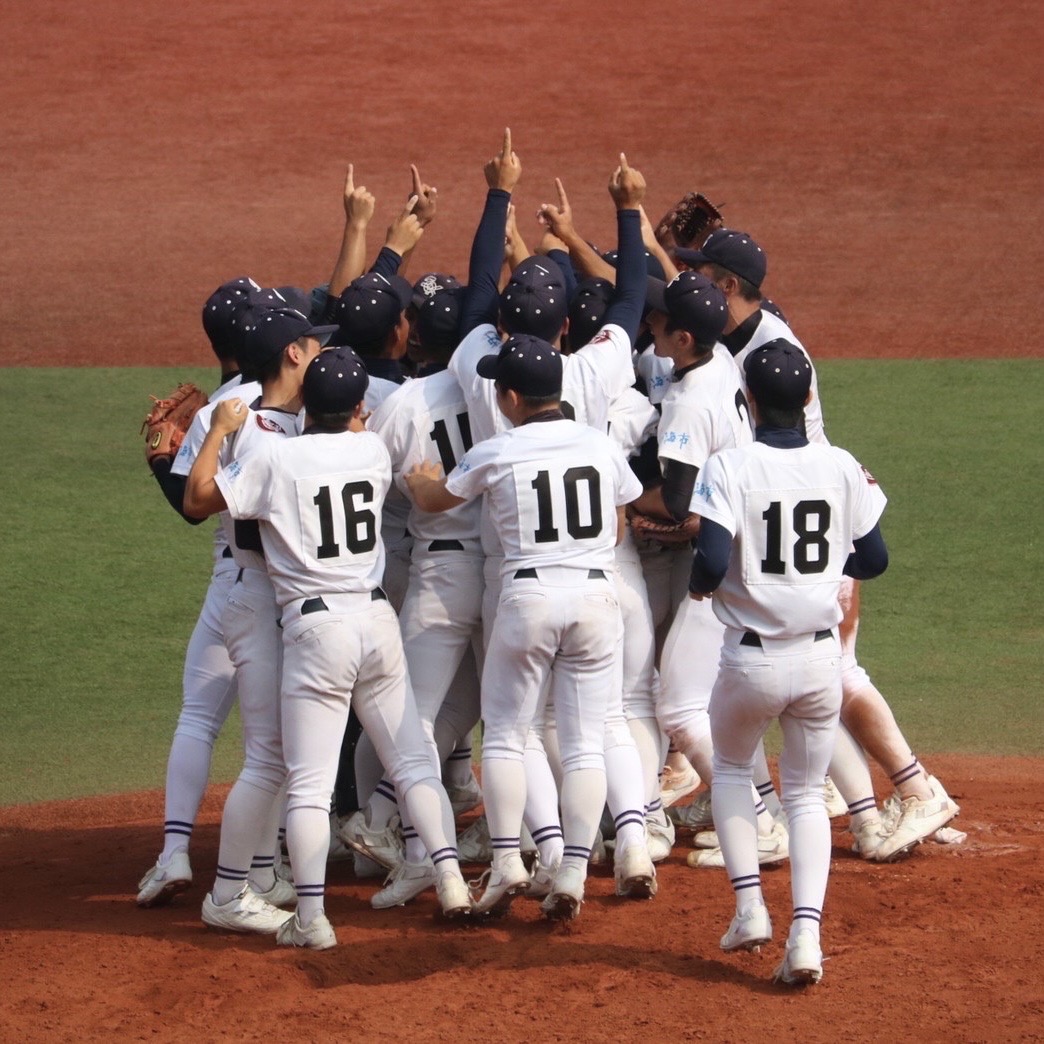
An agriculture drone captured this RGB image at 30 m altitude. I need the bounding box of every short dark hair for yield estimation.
[253,344,287,384]
[307,411,354,431]
[755,402,806,431]
[706,263,761,303]
[663,318,716,356]
[494,381,559,411]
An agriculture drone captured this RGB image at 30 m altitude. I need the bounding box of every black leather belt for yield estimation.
[301,590,387,614]
[222,546,234,559]
[514,568,606,581]
[427,539,464,551]
[740,629,833,648]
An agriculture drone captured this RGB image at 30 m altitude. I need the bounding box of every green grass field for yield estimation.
[0,362,1040,806]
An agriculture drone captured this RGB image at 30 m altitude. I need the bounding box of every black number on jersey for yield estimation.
[531,466,603,543]
[428,413,473,473]
[313,482,377,558]
[735,388,752,431]
[760,499,831,575]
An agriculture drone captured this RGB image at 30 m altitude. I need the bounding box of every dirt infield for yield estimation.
[2,1,1040,369]
[1,755,1041,1041]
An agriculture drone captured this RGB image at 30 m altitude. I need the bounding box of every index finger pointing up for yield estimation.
[502,127,513,159]
[619,152,629,172]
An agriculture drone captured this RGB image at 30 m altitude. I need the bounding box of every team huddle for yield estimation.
[137,131,960,986]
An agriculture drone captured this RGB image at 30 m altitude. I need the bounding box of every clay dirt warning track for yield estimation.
[0,756,1042,1041]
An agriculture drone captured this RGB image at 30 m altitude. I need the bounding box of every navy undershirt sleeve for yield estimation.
[459,189,510,335]
[150,458,206,525]
[844,523,889,579]
[368,246,403,281]
[689,518,732,594]
[601,209,644,344]
[662,459,699,522]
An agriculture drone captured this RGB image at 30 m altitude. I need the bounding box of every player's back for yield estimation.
[462,419,634,576]
[255,430,392,605]
[698,440,881,638]
[369,370,481,544]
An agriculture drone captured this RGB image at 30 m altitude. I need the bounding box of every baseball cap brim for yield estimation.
[476,353,501,380]
[645,276,668,314]
[304,323,339,346]
[673,248,704,267]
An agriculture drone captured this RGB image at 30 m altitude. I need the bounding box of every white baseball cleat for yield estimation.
[470,855,531,916]
[435,869,473,920]
[201,887,294,934]
[687,819,789,869]
[337,810,404,871]
[721,900,773,952]
[773,929,824,986]
[251,874,298,909]
[276,912,337,950]
[873,778,959,862]
[371,860,436,910]
[541,863,586,921]
[823,776,849,818]
[645,811,676,863]
[850,817,890,860]
[136,849,192,908]
[614,844,657,899]
[659,762,701,809]
[526,859,560,899]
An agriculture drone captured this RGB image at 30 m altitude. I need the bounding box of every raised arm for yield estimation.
[459,128,521,335]
[538,178,617,282]
[327,165,376,304]
[184,400,248,518]
[602,152,647,344]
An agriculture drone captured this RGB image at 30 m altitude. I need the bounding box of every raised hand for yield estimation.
[343,164,376,226]
[385,194,424,257]
[410,163,438,227]
[212,398,250,435]
[483,127,522,193]
[537,178,575,241]
[609,152,646,210]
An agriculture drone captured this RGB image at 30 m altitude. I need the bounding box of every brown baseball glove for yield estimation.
[653,192,724,250]
[141,382,208,465]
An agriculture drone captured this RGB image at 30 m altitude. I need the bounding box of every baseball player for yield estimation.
[685,230,959,859]
[689,339,889,986]
[185,347,471,949]
[137,278,260,907]
[183,304,339,934]
[406,332,643,921]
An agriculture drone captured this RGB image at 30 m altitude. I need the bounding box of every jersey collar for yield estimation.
[755,424,808,448]
[721,310,763,356]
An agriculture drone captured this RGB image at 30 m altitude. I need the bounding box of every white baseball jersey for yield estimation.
[608,387,659,556]
[635,345,674,405]
[215,429,391,606]
[368,369,481,544]
[730,310,827,445]
[445,419,642,578]
[219,404,302,571]
[363,375,412,553]
[691,441,885,638]
[657,345,753,473]
[172,378,261,566]
[448,321,634,439]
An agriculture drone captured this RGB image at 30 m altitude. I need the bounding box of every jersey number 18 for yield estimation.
[760,499,831,575]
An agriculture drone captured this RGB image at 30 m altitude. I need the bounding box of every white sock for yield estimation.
[160,734,213,861]
[560,767,607,859]
[828,723,879,827]
[286,805,330,927]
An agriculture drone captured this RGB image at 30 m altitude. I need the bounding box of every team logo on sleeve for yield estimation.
[860,465,878,485]
[693,480,714,503]
[256,414,287,434]
[587,330,611,346]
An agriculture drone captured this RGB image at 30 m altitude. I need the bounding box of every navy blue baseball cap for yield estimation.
[647,271,728,345]
[499,257,568,342]
[303,347,369,416]
[334,272,413,353]
[676,228,767,289]
[477,333,563,398]
[744,338,812,410]
[237,306,339,379]
[416,284,464,354]
[568,277,614,350]
[202,277,263,355]
[411,272,463,312]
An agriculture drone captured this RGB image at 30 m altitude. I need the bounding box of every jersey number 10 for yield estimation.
[531,466,603,543]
